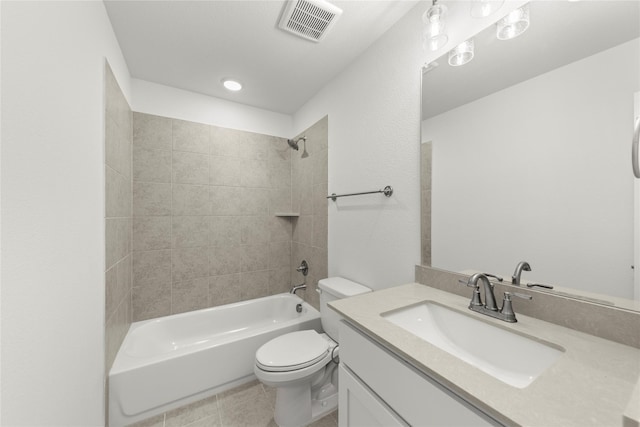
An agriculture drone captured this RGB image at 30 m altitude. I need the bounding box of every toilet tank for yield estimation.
[318,277,371,341]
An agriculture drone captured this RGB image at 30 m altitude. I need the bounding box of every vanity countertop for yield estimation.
[329,283,640,427]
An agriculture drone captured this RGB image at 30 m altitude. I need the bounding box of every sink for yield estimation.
[381,301,563,388]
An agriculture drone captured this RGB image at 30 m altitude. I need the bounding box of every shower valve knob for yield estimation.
[297,260,309,276]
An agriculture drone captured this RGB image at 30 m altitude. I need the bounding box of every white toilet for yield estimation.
[254,277,371,427]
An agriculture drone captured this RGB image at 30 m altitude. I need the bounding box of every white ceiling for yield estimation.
[104,0,420,115]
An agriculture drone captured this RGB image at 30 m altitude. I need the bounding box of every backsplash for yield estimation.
[415,265,640,348]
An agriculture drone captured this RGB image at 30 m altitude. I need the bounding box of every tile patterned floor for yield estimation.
[128,380,338,427]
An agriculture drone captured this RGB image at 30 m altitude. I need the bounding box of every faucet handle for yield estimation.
[500,292,532,323]
[483,273,503,282]
[459,279,483,307]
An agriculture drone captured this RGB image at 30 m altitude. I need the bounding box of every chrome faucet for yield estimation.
[511,261,531,285]
[460,273,532,322]
[290,283,307,295]
[470,273,498,311]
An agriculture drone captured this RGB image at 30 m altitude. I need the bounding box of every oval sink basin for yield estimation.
[381,301,563,388]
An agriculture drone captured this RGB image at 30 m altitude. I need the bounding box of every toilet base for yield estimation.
[273,365,338,427]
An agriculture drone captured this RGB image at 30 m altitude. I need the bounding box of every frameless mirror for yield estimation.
[421,1,640,311]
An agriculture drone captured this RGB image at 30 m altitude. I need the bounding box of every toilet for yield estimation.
[254,277,371,427]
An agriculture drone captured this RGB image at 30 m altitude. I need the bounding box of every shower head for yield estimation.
[287,136,306,151]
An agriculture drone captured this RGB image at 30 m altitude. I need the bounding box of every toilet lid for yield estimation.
[256,330,329,372]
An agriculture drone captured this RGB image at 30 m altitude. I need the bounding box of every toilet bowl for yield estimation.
[254,277,371,427]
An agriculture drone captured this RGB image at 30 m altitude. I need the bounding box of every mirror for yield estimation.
[421,1,640,310]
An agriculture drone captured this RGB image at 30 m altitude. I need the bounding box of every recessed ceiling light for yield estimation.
[222,79,242,91]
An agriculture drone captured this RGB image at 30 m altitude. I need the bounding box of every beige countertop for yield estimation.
[329,283,640,427]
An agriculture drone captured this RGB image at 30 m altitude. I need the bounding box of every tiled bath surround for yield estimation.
[130,113,328,320]
[291,117,329,310]
[131,113,294,320]
[105,63,133,373]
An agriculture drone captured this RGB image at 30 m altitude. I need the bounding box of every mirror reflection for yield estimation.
[421,1,640,309]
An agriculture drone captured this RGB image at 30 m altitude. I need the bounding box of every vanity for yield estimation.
[330,282,640,426]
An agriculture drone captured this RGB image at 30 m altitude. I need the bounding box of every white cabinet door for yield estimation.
[339,365,408,427]
[340,321,500,427]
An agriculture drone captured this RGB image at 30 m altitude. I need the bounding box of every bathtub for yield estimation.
[108,293,321,427]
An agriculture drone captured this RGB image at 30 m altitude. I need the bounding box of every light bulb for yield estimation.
[448,39,475,67]
[222,79,242,91]
[496,4,530,40]
[422,2,449,51]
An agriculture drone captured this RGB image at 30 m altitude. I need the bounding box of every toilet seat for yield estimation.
[256,330,329,372]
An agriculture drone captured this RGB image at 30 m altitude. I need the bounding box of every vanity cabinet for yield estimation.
[339,321,500,427]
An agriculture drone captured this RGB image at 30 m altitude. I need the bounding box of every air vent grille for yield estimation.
[279,0,343,42]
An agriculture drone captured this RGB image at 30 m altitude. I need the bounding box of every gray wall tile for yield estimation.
[172,247,209,283]
[240,270,270,300]
[269,241,291,269]
[209,274,241,307]
[133,146,171,183]
[240,244,269,272]
[210,186,243,216]
[172,151,209,185]
[104,62,133,376]
[173,119,209,154]
[133,217,171,251]
[209,156,242,186]
[240,158,269,187]
[173,216,210,248]
[126,114,330,322]
[210,216,242,247]
[106,115,132,179]
[269,217,293,243]
[106,166,132,218]
[173,184,210,216]
[133,249,172,287]
[133,282,171,321]
[209,245,242,276]
[133,112,172,151]
[172,278,210,314]
[240,216,270,244]
[210,126,243,158]
[133,182,171,216]
[106,218,131,269]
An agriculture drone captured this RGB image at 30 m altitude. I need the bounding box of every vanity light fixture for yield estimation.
[448,39,475,66]
[222,78,242,91]
[496,4,530,40]
[470,0,504,18]
[422,0,449,51]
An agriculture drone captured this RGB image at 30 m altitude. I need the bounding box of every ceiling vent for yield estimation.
[278,0,343,43]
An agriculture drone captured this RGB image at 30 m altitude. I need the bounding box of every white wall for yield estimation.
[424,39,639,298]
[1,2,130,424]
[131,79,293,137]
[292,1,525,290]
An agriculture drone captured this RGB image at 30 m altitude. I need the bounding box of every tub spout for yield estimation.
[290,283,306,295]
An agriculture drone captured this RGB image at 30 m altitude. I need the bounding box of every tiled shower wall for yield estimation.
[130,113,296,321]
[105,63,133,372]
[291,117,329,310]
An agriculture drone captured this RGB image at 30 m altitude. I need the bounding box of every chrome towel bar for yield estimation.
[327,185,393,202]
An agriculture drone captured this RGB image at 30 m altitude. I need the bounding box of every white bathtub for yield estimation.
[108,293,321,426]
